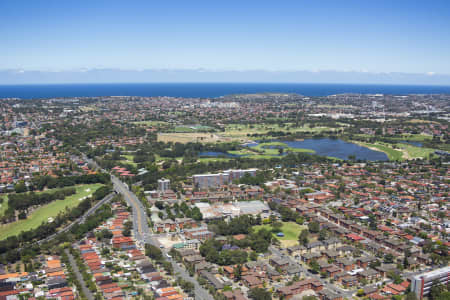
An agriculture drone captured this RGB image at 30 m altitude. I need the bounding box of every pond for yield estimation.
[272,138,389,161]
[399,141,423,147]
[198,151,241,157]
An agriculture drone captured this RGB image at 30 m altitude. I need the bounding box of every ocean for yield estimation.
[0,83,450,99]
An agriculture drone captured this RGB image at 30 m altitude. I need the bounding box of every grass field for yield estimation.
[253,222,306,247]
[357,141,435,161]
[0,183,103,240]
[198,157,233,163]
[0,196,7,218]
[226,142,314,160]
[394,143,435,159]
[133,120,168,126]
[172,125,215,133]
[157,132,233,143]
[120,154,137,167]
[223,123,340,138]
[356,141,404,161]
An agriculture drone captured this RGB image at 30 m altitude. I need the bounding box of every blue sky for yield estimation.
[1,0,450,78]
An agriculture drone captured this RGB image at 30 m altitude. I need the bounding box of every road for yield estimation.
[82,155,213,300]
[65,249,95,300]
[269,245,355,298]
[37,193,115,245]
[167,255,214,300]
[111,175,213,300]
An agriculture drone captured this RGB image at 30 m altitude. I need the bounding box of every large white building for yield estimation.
[158,178,170,192]
[193,168,258,189]
[411,266,450,299]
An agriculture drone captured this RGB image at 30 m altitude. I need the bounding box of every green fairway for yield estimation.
[171,125,215,133]
[223,123,340,138]
[198,157,233,163]
[120,154,137,167]
[356,141,404,161]
[253,222,306,241]
[0,196,7,218]
[395,143,435,159]
[0,183,104,240]
[133,120,168,126]
[251,142,315,154]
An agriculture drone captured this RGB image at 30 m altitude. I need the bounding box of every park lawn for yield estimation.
[224,123,340,138]
[173,126,196,133]
[0,196,7,218]
[253,222,306,242]
[250,142,315,156]
[396,133,433,142]
[357,142,404,161]
[198,157,233,163]
[172,125,215,133]
[120,154,137,167]
[0,183,103,240]
[133,120,168,126]
[157,132,228,144]
[395,143,435,159]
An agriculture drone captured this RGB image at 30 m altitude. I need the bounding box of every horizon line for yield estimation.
[1,82,450,88]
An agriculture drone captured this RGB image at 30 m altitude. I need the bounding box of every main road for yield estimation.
[109,173,213,300]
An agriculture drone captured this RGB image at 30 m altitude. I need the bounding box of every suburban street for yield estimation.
[111,174,213,300]
[269,245,355,298]
[65,249,95,300]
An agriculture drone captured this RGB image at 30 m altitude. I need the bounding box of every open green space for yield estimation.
[394,143,435,159]
[227,141,314,160]
[133,120,168,126]
[0,196,7,218]
[356,141,436,161]
[223,123,341,138]
[0,183,104,240]
[120,154,137,167]
[356,141,404,161]
[253,222,306,242]
[171,125,215,133]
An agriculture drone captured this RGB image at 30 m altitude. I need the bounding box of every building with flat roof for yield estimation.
[158,178,170,192]
[193,169,258,189]
[411,266,450,299]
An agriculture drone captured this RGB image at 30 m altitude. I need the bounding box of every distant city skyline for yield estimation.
[1,0,450,84]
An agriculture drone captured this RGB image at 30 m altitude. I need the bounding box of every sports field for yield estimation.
[0,183,103,240]
[253,222,306,247]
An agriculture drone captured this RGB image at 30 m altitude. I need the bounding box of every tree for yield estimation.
[318,229,328,241]
[248,288,271,300]
[145,244,163,261]
[403,249,411,269]
[309,259,320,273]
[384,253,394,264]
[405,292,417,300]
[233,264,243,281]
[14,181,27,193]
[308,221,320,234]
[298,230,309,246]
[430,280,446,300]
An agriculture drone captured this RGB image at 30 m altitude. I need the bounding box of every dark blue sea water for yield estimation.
[0,83,450,99]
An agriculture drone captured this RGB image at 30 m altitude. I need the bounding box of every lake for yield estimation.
[200,139,389,161]
[198,151,240,157]
[278,138,389,161]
